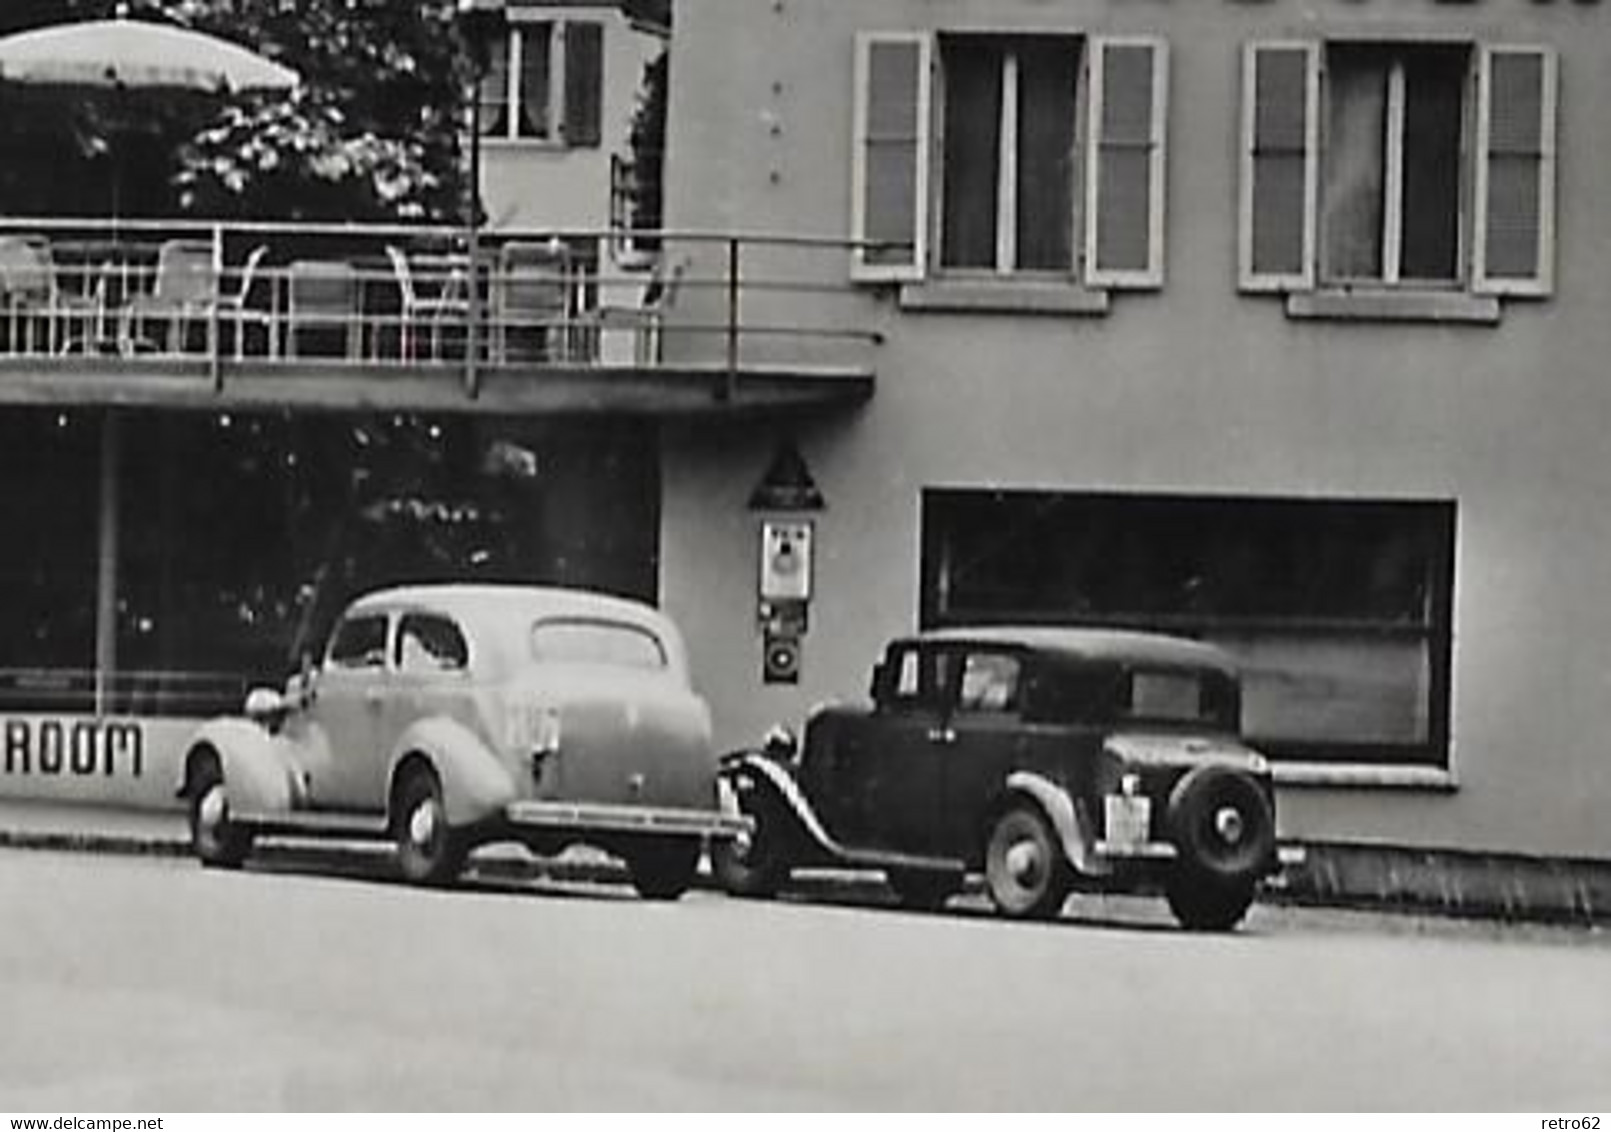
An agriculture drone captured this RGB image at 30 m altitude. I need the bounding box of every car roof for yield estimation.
[349,583,665,626]
[907,626,1238,674]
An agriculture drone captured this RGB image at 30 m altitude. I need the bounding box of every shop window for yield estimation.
[851,30,1167,291]
[1240,40,1556,308]
[922,489,1456,768]
[480,20,603,148]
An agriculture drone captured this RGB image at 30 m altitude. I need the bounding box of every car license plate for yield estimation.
[1104,794,1151,849]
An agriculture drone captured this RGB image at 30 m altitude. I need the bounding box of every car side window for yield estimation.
[882,645,942,711]
[395,613,469,673]
[956,651,1021,714]
[327,613,389,669]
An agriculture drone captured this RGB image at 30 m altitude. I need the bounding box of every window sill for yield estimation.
[1285,288,1500,325]
[1273,762,1458,792]
[898,279,1111,317]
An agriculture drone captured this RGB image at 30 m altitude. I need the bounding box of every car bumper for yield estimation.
[504,799,752,839]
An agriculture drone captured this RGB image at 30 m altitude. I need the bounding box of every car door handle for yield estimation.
[927,727,956,744]
[364,688,385,707]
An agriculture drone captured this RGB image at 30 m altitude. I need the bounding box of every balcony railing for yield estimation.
[0,217,881,408]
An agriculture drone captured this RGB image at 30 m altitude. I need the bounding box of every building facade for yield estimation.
[655,0,1611,861]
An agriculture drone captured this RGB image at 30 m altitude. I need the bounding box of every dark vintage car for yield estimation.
[712,627,1300,930]
[177,584,748,898]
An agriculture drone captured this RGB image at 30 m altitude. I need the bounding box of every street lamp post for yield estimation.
[457,0,507,399]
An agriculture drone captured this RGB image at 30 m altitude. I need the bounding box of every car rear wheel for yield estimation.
[710,780,791,899]
[626,837,701,901]
[393,766,466,887]
[887,867,960,912]
[984,803,1070,921]
[188,760,252,869]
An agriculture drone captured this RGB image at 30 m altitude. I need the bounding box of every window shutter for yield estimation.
[563,21,604,149]
[1085,37,1168,288]
[1474,46,1556,296]
[851,32,931,281]
[1239,42,1317,292]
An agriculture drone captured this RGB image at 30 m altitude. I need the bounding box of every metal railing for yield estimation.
[0,217,884,392]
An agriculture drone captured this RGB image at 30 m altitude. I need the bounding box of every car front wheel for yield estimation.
[393,766,466,887]
[710,780,791,899]
[984,803,1070,921]
[188,760,252,869]
[626,837,701,901]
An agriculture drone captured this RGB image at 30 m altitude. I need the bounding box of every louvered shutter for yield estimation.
[563,21,604,149]
[1474,46,1556,296]
[1085,37,1167,288]
[1239,42,1317,292]
[851,32,931,281]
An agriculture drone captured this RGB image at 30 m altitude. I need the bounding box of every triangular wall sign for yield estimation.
[749,441,824,511]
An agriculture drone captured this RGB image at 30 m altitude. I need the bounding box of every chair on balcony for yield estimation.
[0,234,101,355]
[212,244,271,359]
[286,259,361,359]
[122,238,216,354]
[387,245,469,361]
[594,257,686,366]
[491,240,572,364]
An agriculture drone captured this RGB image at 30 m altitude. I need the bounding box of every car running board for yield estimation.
[237,810,391,839]
[506,800,751,838]
[819,845,968,875]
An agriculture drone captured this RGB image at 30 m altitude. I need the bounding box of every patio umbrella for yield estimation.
[0,13,298,94]
[0,9,298,216]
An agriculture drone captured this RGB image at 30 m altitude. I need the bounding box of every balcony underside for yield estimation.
[0,356,874,415]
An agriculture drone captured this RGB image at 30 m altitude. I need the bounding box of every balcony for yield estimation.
[0,217,879,416]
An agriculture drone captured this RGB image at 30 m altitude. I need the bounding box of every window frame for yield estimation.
[851,29,1168,292]
[1240,37,1557,304]
[481,18,602,148]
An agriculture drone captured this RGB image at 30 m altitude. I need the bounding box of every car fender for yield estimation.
[388,716,516,827]
[718,750,838,862]
[1002,770,1108,877]
[177,718,298,816]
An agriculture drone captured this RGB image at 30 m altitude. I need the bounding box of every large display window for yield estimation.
[922,489,1455,767]
[0,408,658,716]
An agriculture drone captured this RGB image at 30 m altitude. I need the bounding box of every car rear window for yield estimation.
[530,618,667,670]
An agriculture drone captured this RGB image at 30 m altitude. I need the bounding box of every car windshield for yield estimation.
[530,617,667,670]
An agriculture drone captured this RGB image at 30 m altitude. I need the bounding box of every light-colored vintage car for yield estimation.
[177,583,747,898]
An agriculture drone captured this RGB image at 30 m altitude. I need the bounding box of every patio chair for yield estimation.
[212,244,271,359]
[491,240,571,363]
[594,257,686,366]
[0,234,101,355]
[286,259,361,359]
[122,238,216,354]
[387,245,469,361]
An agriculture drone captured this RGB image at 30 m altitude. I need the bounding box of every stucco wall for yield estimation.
[659,0,1611,859]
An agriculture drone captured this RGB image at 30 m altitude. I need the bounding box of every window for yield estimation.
[923,489,1456,768]
[395,613,468,673]
[328,614,389,670]
[956,651,1021,713]
[530,618,666,670]
[480,20,603,148]
[852,31,1167,288]
[1241,40,1556,300]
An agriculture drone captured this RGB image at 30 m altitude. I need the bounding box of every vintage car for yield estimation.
[177,583,747,898]
[713,627,1300,930]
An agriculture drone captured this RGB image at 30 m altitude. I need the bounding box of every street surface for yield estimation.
[0,848,1607,1111]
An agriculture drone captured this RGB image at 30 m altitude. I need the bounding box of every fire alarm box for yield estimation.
[759,520,813,602]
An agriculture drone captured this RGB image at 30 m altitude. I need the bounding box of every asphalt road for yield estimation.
[0,848,1607,1111]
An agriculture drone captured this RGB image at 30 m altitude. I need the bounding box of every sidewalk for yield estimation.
[0,798,189,856]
